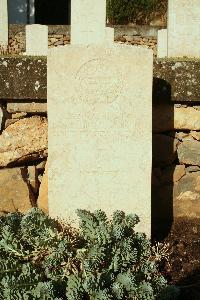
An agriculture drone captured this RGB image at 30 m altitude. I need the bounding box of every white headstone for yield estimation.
[105,27,114,45]
[0,0,8,49]
[157,29,167,58]
[26,24,48,56]
[168,0,200,57]
[71,0,106,45]
[48,45,153,236]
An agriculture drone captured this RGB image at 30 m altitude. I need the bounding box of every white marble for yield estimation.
[157,29,168,58]
[71,0,106,45]
[26,24,48,56]
[48,45,153,236]
[168,0,200,57]
[105,27,114,45]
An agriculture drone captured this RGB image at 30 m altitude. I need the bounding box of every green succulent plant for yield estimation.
[0,208,179,299]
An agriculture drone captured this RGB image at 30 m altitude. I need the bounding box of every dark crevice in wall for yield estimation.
[152,77,174,241]
[35,0,71,25]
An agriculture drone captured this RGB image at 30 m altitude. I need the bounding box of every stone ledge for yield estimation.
[153,60,200,102]
[0,56,47,100]
[0,57,199,102]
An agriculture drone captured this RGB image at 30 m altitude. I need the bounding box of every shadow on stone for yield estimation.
[35,0,71,25]
[152,78,174,240]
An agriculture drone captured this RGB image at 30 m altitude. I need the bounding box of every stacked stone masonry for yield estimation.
[0,27,200,223]
[2,25,158,56]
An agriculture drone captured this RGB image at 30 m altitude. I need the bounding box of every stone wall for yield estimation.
[6,25,159,56]
[0,56,199,229]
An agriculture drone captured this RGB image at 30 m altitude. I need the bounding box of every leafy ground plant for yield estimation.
[0,208,178,299]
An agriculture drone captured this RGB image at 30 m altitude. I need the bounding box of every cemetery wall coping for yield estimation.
[0,56,46,100]
[0,56,199,102]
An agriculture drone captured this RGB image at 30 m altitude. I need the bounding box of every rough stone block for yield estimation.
[7,101,47,113]
[178,140,200,166]
[48,45,153,235]
[0,167,34,215]
[153,106,200,132]
[0,116,48,167]
[174,171,200,218]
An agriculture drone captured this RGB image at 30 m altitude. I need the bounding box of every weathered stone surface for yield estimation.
[28,166,39,194]
[12,112,27,119]
[178,140,200,166]
[153,106,200,132]
[161,165,186,184]
[168,0,200,58]
[5,112,27,129]
[174,172,200,218]
[0,58,198,103]
[190,131,200,141]
[0,57,47,100]
[174,191,200,218]
[0,167,34,214]
[153,134,179,167]
[0,105,4,131]
[36,160,46,171]
[5,119,18,128]
[0,116,48,167]
[174,108,200,130]
[153,60,200,102]
[7,101,47,113]
[175,132,190,141]
[48,45,153,236]
[37,164,48,213]
[174,171,200,196]
[186,166,200,173]
[152,170,200,220]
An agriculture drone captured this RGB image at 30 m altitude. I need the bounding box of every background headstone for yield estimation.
[48,45,153,235]
[168,0,200,57]
[26,24,48,56]
[71,0,106,45]
[0,0,8,48]
[105,27,114,45]
[157,29,167,58]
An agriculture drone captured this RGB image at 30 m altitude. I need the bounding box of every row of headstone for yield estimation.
[157,0,200,58]
[1,0,199,58]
